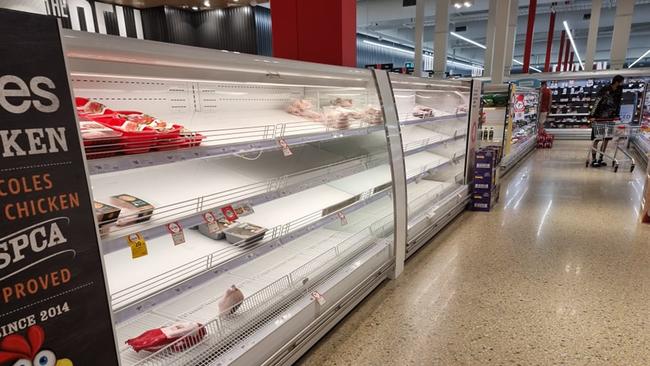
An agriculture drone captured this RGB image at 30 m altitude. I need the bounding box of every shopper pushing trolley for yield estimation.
[586,75,639,172]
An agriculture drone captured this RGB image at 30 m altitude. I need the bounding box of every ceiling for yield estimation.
[98,0,268,9]
[356,0,650,67]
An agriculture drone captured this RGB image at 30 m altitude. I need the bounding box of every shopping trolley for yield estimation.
[586,118,641,172]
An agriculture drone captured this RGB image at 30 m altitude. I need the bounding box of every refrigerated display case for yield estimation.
[60,30,476,365]
[501,86,538,173]
[63,30,402,366]
[632,86,650,165]
[389,75,473,257]
[478,83,512,166]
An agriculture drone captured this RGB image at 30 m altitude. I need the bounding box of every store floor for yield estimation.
[297,140,650,366]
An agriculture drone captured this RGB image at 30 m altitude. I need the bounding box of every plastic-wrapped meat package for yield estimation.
[77,98,110,116]
[126,322,207,353]
[287,99,322,121]
[79,121,122,141]
[362,105,383,125]
[218,285,245,315]
[322,107,352,129]
[331,97,353,108]
[456,104,469,114]
[412,105,434,118]
[109,194,155,226]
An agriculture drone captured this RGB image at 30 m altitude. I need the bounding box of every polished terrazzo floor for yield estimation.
[297,140,650,366]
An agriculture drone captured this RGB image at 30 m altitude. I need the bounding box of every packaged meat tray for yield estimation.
[126,322,206,353]
[79,120,123,159]
[94,201,121,236]
[223,223,267,245]
[197,218,234,240]
[109,194,155,226]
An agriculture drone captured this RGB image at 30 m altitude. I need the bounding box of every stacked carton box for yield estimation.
[471,147,501,211]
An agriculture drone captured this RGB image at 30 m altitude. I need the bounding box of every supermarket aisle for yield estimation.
[297,140,650,365]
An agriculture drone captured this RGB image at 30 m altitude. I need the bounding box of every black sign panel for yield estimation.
[0,9,119,366]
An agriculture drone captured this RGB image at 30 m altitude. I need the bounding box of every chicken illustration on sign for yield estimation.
[0,326,72,366]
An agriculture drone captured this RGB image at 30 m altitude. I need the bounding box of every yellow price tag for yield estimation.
[127,233,148,259]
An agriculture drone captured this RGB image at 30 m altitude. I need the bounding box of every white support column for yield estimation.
[504,0,518,78]
[433,0,449,79]
[491,0,512,84]
[484,0,498,77]
[610,0,635,70]
[584,0,602,71]
[414,0,425,77]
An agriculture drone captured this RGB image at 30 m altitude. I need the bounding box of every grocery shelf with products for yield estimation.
[544,77,646,140]
[502,86,539,173]
[478,83,535,174]
[61,30,477,365]
[390,75,473,257]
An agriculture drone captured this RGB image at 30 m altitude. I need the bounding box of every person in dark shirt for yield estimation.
[590,75,624,167]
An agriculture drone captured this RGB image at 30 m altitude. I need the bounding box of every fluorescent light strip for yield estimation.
[362,39,481,69]
[563,21,584,70]
[629,49,650,68]
[451,32,486,49]
[451,33,541,72]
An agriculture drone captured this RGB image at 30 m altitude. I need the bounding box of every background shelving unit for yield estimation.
[545,77,646,140]
[62,30,476,366]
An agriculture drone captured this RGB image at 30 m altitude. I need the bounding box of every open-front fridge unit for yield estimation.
[501,86,538,173]
[60,30,476,366]
[632,85,650,165]
[478,83,510,164]
[63,30,401,366]
[389,75,473,257]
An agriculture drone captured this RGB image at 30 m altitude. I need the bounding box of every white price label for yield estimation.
[203,212,219,233]
[311,291,326,305]
[278,138,293,157]
[337,212,348,226]
[167,222,185,245]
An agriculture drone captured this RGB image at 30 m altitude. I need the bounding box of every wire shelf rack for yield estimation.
[120,213,393,366]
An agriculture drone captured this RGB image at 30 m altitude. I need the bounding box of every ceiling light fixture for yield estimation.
[563,21,584,70]
[629,49,650,68]
[362,40,483,71]
[450,32,541,72]
[464,1,472,7]
[450,31,486,49]
[191,6,199,10]
[204,0,210,6]
[454,3,463,9]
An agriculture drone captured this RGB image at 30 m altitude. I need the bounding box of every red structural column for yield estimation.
[544,10,556,72]
[557,30,566,71]
[522,0,537,73]
[569,52,575,71]
[563,40,570,71]
[271,0,356,67]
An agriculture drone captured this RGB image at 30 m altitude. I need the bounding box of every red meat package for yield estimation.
[126,322,207,353]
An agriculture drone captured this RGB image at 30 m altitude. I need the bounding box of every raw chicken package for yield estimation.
[126,322,207,353]
[218,285,245,315]
[223,223,267,245]
[197,218,234,240]
[286,99,322,121]
[109,194,155,226]
[94,201,121,236]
